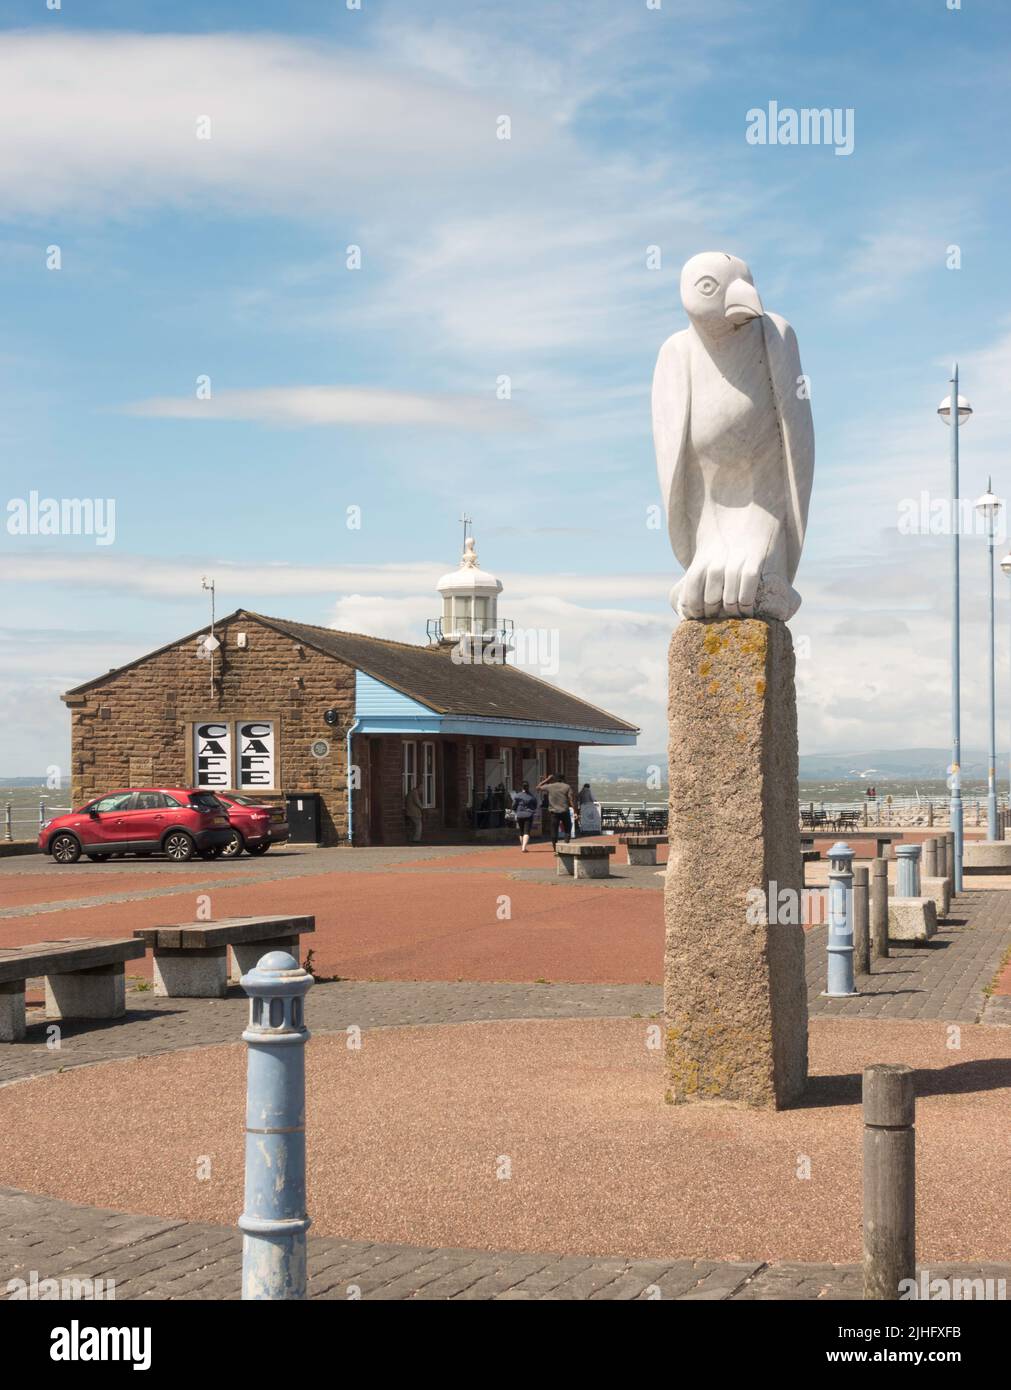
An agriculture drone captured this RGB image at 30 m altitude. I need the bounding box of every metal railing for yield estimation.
[3,799,72,841]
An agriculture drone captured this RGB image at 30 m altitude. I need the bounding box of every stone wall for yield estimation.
[64,615,355,845]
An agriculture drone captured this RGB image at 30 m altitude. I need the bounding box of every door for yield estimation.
[368,739,384,845]
[86,791,137,847]
[126,790,174,847]
[443,742,459,828]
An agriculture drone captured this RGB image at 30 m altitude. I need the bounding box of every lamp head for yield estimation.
[937,393,972,426]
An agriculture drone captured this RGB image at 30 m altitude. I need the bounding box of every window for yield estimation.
[237,720,275,788]
[133,791,167,811]
[403,740,417,796]
[421,742,436,808]
[194,721,232,787]
[501,747,513,792]
[90,792,134,813]
[555,746,566,776]
[465,745,475,806]
[536,749,547,783]
[473,596,488,632]
[192,720,278,790]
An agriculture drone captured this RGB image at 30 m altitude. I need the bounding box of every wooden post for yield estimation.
[863,1063,915,1300]
[922,837,938,879]
[944,831,955,893]
[870,857,889,960]
[853,864,870,975]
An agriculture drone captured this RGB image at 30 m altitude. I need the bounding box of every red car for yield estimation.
[216,794,290,857]
[39,788,233,864]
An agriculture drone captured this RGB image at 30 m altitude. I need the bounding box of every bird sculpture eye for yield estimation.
[695,276,719,297]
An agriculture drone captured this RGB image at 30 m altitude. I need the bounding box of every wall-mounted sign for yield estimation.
[238,720,275,787]
[194,721,231,787]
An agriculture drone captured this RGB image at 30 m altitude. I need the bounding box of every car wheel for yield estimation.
[220,830,244,858]
[247,842,271,856]
[198,844,223,860]
[51,833,81,864]
[163,831,196,862]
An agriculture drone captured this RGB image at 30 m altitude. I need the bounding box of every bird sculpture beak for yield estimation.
[724,278,764,325]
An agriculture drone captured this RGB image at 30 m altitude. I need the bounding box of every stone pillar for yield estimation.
[664,618,808,1110]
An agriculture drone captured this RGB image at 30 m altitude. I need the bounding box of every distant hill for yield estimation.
[797,748,1001,781]
[580,748,1004,787]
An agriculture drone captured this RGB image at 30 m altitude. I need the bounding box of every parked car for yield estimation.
[215,794,290,857]
[39,788,233,864]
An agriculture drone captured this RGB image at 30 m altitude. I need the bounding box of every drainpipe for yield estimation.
[346,717,361,845]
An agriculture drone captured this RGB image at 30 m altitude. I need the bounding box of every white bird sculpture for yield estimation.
[652,251,814,621]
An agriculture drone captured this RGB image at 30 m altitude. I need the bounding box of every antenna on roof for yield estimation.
[459,511,472,554]
[199,576,217,696]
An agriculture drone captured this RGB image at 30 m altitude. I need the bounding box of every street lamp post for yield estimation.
[938,368,972,892]
[1001,549,1011,829]
[975,481,1002,841]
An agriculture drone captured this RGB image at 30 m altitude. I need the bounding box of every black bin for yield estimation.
[285,792,321,844]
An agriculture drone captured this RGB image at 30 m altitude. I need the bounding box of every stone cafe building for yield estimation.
[61,538,639,846]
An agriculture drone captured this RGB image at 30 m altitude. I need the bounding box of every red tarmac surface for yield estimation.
[0,847,664,985]
[2,1017,1007,1263]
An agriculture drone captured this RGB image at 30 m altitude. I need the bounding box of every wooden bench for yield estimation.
[134,915,315,998]
[619,834,668,866]
[556,843,616,880]
[0,937,145,1042]
[800,832,902,860]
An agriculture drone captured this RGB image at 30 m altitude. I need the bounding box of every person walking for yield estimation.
[404,783,424,842]
[536,773,575,850]
[511,781,539,851]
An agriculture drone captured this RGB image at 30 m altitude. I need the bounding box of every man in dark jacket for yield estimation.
[536,773,575,850]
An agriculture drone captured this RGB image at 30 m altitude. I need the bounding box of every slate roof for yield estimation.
[64,608,639,737]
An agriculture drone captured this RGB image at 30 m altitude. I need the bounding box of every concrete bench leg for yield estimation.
[556,855,575,877]
[627,845,658,866]
[574,857,611,879]
[0,981,27,1042]
[230,937,299,984]
[45,962,126,1020]
[152,947,227,999]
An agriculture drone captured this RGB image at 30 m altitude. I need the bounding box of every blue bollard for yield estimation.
[895,843,921,898]
[239,950,313,1300]
[824,841,858,998]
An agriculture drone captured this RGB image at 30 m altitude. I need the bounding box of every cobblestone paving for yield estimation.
[806,890,1011,1024]
[3,1190,1007,1301]
[0,980,662,1086]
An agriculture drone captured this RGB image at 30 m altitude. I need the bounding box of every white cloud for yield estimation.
[0,32,536,220]
[125,385,530,431]
[0,551,671,604]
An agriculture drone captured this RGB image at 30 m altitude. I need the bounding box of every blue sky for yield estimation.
[3,0,1011,773]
